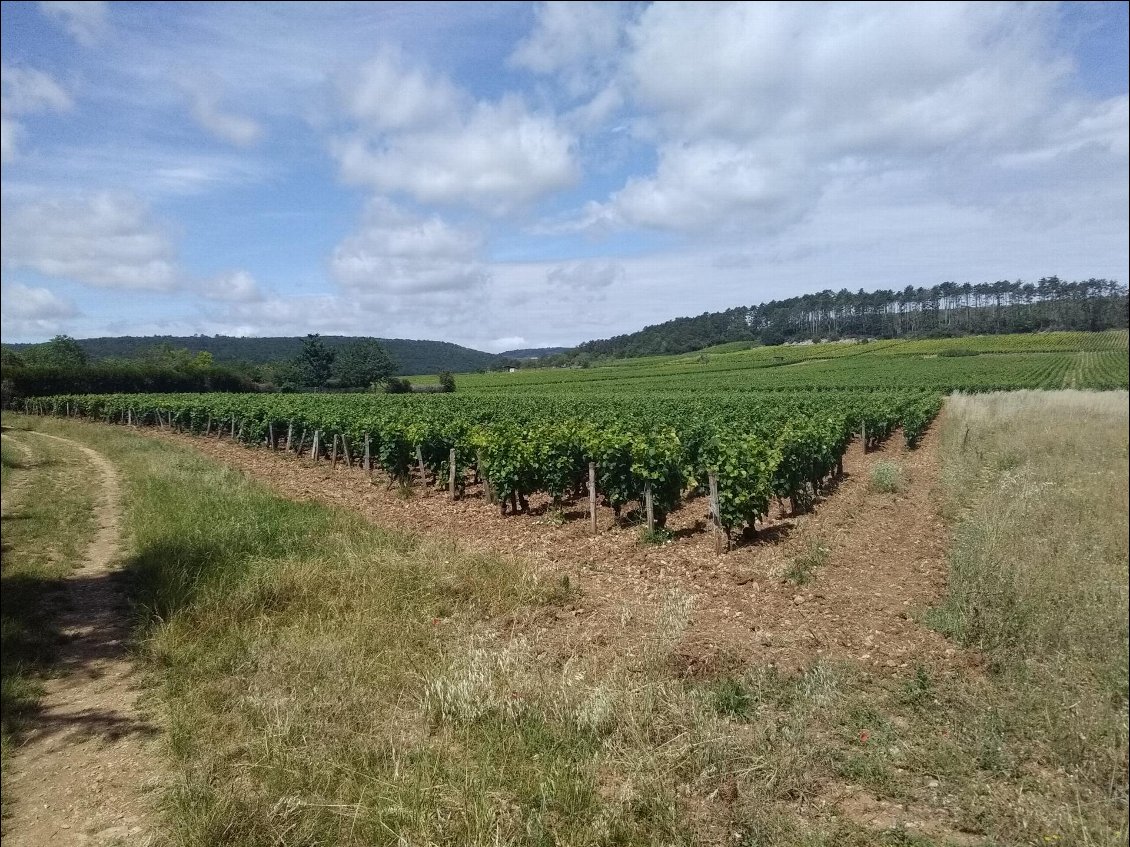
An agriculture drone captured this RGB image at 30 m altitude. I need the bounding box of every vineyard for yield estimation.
[28,390,940,547]
[24,331,1127,548]
[443,329,1130,393]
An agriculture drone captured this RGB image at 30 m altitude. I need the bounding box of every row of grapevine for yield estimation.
[28,389,940,544]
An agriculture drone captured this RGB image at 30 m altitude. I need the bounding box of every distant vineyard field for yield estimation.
[441,330,1129,392]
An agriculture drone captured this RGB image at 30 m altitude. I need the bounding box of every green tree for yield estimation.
[332,338,396,389]
[189,351,215,370]
[27,335,89,368]
[141,342,214,371]
[384,377,412,394]
[437,371,456,392]
[297,334,335,388]
[0,346,26,369]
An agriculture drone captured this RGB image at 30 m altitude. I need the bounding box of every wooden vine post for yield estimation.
[448,448,457,500]
[416,445,426,481]
[268,422,276,450]
[285,422,294,452]
[860,420,867,453]
[644,481,655,532]
[708,471,725,554]
[341,435,352,467]
[588,462,598,535]
[312,430,321,462]
[331,434,340,468]
[478,450,493,504]
[363,435,371,475]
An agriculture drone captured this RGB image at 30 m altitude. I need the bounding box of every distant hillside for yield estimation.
[555,277,1127,363]
[500,347,570,359]
[9,335,500,376]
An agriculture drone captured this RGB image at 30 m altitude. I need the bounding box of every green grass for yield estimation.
[0,427,100,815]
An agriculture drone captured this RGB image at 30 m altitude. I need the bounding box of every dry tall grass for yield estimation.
[933,390,1129,841]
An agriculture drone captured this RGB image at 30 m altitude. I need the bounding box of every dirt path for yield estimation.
[146,417,963,676]
[2,431,158,847]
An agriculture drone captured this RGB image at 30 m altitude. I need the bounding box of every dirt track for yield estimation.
[2,431,157,847]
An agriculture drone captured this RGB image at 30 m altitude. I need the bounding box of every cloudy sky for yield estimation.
[1,1,1127,351]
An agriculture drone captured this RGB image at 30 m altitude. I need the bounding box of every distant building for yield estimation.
[508,367,518,373]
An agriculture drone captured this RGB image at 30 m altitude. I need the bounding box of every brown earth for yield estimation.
[2,431,158,847]
[142,415,965,679]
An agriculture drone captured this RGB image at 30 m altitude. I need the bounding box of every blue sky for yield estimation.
[2,1,1127,351]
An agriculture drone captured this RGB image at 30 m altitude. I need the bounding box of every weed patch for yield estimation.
[783,537,829,585]
[870,461,908,493]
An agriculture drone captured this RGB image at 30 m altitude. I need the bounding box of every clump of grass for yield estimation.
[784,537,829,585]
[639,525,673,545]
[869,460,907,493]
[540,507,566,526]
[1,438,25,485]
[710,676,753,718]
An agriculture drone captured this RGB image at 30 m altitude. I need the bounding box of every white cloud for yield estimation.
[489,336,526,351]
[510,1,627,98]
[203,289,489,343]
[546,260,624,290]
[185,81,264,147]
[1,192,179,291]
[0,118,20,163]
[0,281,80,338]
[998,94,1130,166]
[38,1,109,47]
[198,270,264,302]
[7,143,272,197]
[0,65,71,114]
[336,53,577,214]
[330,198,487,295]
[0,65,72,162]
[0,281,79,319]
[345,49,463,132]
[626,3,1063,147]
[569,2,1120,236]
[589,140,813,233]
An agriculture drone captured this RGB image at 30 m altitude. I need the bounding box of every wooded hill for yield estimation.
[549,277,1128,364]
[6,335,501,376]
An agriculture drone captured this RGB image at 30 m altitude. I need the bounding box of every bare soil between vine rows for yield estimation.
[142,415,967,678]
